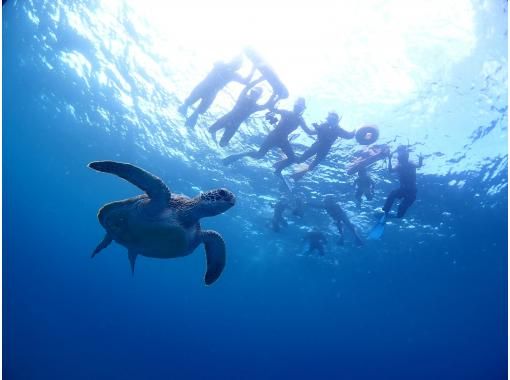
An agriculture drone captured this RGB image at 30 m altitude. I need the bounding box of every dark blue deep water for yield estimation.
[3,1,508,379]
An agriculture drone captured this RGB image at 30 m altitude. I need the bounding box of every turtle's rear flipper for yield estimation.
[88,161,171,206]
[92,233,112,258]
[201,230,226,285]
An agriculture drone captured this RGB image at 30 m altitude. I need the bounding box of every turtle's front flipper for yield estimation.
[92,233,112,258]
[88,161,171,206]
[201,230,226,285]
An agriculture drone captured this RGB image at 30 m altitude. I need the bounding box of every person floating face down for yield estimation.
[382,145,423,218]
[178,56,254,128]
[274,112,355,180]
[221,97,314,166]
[303,229,327,256]
[209,77,279,147]
[323,195,363,246]
[354,168,375,208]
[271,195,305,232]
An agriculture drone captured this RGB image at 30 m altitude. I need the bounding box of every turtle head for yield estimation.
[97,198,137,234]
[197,188,236,217]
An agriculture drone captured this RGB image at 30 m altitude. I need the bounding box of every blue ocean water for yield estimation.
[3,0,508,379]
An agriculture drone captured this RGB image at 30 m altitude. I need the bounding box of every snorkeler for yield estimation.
[178,56,254,128]
[368,145,423,240]
[354,168,375,208]
[303,229,327,256]
[383,145,423,218]
[209,77,278,147]
[221,97,314,166]
[271,194,305,232]
[323,195,363,246]
[275,112,355,180]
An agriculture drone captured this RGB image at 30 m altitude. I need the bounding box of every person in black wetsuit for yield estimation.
[275,112,356,180]
[382,146,423,218]
[354,168,375,208]
[178,56,254,127]
[303,229,327,256]
[221,97,315,166]
[323,195,363,246]
[209,77,278,147]
[270,194,305,232]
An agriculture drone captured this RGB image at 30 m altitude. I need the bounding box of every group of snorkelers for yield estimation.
[178,52,424,254]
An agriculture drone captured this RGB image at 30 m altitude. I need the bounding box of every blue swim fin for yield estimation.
[368,214,387,240]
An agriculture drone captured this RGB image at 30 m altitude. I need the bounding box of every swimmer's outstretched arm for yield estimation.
[300,119,315,135]
[336,127,356,139]
[234,64,257,85]
[306,122,320,135]
[257,93,279,111]
[243,76,265,92]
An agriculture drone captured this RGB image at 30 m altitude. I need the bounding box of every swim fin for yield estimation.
[368,214,387,240]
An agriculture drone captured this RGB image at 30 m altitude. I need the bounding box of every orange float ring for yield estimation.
[355,125,379,145]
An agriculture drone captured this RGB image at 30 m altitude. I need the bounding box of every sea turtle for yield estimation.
[89,160,236,285]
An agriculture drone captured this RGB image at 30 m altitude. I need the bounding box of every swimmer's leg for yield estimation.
[209,115,230,144]
[306,147,329,171]
[179,84,206,115]
[223,136,272,165]
[343,219,363,246]
[396,190,417,218]
[291,146,327,181]
[273,139,296,175]
[382,188,404,215]
[219,122,241,147]
[296,142,319,164]
[186,92,217,128]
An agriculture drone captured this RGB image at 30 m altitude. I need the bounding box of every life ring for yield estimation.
[244,47,289,99]
[355,125,379,145]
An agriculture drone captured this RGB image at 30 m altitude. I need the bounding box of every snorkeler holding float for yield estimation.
[178,56,255,128]
[368,145,423,240]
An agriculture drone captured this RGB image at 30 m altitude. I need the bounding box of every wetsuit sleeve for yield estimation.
[272,108,288,116]
[232,72,249,84]
[258,93,278,111]
[337,127,355,139]
[232,63,257,85]
[239,76,265,97]
[300,117,315,135]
